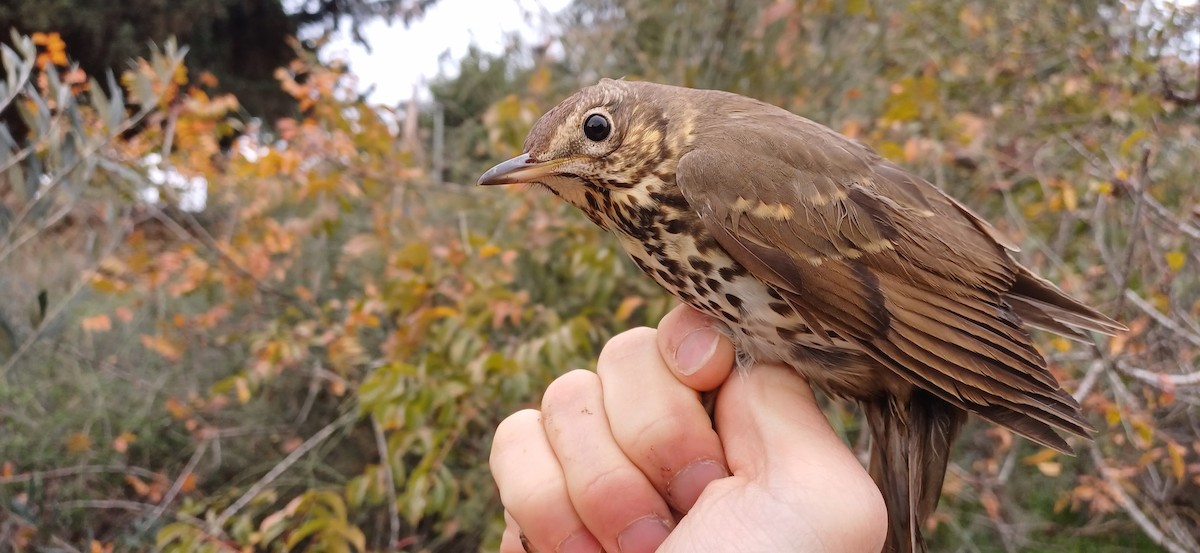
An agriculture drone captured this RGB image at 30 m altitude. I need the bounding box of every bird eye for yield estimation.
[583,113,611,141]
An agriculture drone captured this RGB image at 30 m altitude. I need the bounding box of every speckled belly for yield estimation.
[615,230,883,398]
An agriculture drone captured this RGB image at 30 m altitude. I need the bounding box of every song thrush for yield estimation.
[479,79,1124,552]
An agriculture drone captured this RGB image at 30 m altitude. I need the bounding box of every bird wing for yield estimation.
[676,122,1094,451]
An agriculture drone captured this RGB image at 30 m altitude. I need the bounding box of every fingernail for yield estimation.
[675,328,718,376]
[617,515,671,553]
[556,530,601,553]
[667,459,729,511]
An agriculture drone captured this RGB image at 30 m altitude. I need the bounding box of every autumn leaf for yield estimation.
[1165,250,1186,271]
[112,432,137,453]
[140,334,183,361]
[65,432,92,454]
[613,296,645,322]
[164,397,191,420]
[81,314,112,332]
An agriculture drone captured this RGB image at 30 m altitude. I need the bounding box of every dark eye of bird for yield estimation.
[583,113,611,141]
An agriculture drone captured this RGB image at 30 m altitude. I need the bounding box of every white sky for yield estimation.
[320,0,572,105]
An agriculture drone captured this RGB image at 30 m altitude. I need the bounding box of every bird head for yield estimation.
[478,79,698,225]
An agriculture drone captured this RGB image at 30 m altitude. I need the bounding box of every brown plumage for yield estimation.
[479,79,1125,552]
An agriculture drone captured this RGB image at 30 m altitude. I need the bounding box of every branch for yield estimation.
[1123,289,1200,349]
[1088,445,1196,553]
[1115,360,1200,388]
[372,417,401,549]
[0,464,160,485]
[142,439,210,530]
[210,410,358,531]
[1160,58,1200,107]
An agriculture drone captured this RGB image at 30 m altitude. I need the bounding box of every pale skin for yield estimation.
[490,305,889,553]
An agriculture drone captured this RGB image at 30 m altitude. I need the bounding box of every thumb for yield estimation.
[713,363,863,482]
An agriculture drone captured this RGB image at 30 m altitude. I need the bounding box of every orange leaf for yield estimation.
[179,472,197,493]
[112,432,136,453]
[140,334,183,361]
[81,314,112,332]
[125,475,151,497]
[164,397,191,420]
[115,307,134,323]
[614,296,645,322]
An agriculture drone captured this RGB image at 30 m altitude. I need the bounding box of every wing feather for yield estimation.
[676,123,1105,449]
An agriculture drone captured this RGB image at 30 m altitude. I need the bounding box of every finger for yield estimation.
[542,369,674,553]
[598,327,729,513]
[490,409,602,553]
[656,304,736,392]
[713,363,887,544]
[714,363,858,476]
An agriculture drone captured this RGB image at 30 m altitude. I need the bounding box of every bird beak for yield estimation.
[477,153,567,186]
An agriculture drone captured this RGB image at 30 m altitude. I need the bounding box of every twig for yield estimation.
[1112,148,1151,314]
[372,417,401,549]
[1140,190,1200,243]
[1123,289,1200,349]
[143,439,210,530]
[1073,359,1107,402]
[54,499,154,512]
[1088,444,1193,553]
[0,464,160,485]
[210,410,358,531]
[1115,360,1200,388]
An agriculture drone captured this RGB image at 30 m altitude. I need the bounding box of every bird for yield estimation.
[478,79,1125,552]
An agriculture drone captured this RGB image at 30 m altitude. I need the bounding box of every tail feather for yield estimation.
[1009,266,1127,336]
[866,391,967,553]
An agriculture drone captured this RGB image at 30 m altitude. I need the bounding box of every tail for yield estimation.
[865,391,967,553]
[1006,265,1127,341]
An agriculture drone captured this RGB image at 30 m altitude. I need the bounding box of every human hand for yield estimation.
[490,304,888,552]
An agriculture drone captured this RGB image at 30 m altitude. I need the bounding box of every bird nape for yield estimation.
[478,78,1125,553]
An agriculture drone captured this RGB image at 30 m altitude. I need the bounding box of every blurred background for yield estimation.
[1,1,1199,551]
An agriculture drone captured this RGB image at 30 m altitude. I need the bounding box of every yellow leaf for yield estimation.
[1166,251,1186,271]
[1120,129,1149,157]
[1104,404,1122,426]
[1062,185,1078,212]
[1023,448,1059,465]
[1168,440,1186,481]
[426,306,458,319]
[65,432,92,454]
[1037,462,1062,477]
[1092,180,1113,196]
[236,377,251,404]
[478,244,502,259]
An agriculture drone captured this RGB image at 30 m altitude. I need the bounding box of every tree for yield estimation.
[0,0,437,120]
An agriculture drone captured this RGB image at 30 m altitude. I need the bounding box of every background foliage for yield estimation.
[2,1,1200,551]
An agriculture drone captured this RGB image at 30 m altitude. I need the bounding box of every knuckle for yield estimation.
[492,409,542,453]
[616,400,694,456]
[540,369,599,415]
[597,326,657,372]
[572,466,639,518]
